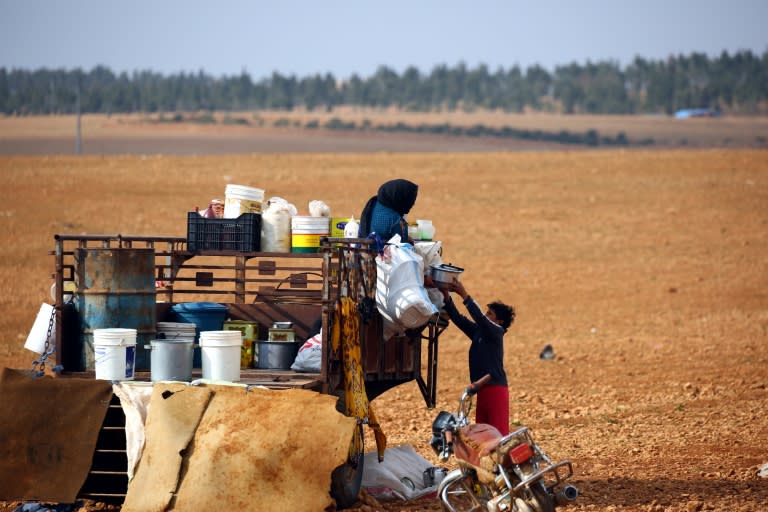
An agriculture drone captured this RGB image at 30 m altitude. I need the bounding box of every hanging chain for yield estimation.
[31,305,56,377]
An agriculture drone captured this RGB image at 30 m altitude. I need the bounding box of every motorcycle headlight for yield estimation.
[430,411,456,456]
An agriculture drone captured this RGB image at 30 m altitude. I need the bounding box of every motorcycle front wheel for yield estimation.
[437,469,490,512]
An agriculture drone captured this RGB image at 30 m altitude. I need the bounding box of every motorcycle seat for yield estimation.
[454,423,503,466]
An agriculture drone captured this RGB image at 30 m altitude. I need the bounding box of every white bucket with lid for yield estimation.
[94,328,137,381]
[224,184,264,218]
[199,330,242,382]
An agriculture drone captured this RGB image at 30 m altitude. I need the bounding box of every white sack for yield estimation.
[113,381,154,481]
[414,241,443,271]
[375,236,438,337]
[308,200,331,217]
[261,198,294,252]
[414,241,446,309]
[290,331,322,372]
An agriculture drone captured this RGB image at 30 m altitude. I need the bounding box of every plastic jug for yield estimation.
[416,220,435,241]
[344,216,359,238]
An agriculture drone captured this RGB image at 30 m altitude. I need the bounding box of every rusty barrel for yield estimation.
[75,248,156,371]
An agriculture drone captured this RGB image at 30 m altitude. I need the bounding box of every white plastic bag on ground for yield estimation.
[290,331,322,372]
[361,445,439,501]
[376,236,438,338]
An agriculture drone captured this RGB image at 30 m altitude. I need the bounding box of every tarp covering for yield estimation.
[121,383,212,512]
[0,368,113,502]
[125,384,356,511]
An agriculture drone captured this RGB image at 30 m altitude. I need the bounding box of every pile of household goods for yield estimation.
[23,185,458,386]
[74,303,310,383]
[194,183,442,254]
[194,183,459,339]
[194,183,358,253]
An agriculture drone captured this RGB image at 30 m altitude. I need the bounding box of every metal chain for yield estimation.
[31,305,56,376]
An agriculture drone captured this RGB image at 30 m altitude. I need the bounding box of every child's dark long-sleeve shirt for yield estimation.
[443,295,508,387]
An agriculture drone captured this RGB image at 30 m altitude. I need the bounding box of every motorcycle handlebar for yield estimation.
[466,374,492,396]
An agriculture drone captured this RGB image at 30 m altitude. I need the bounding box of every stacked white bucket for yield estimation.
[157,321,197,342]
[93,328,137,381]
[199,330,243,382]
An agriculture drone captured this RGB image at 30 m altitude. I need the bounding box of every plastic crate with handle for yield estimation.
[186,212,261,252]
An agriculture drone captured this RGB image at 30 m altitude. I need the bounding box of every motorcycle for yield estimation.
[429,375,578,512]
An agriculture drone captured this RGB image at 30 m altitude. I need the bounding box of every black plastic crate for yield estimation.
[187,212,261,252]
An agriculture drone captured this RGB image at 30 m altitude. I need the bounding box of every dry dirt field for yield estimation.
[0,117,767,511]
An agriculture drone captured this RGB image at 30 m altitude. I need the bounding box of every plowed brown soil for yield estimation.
[0,121,766,511]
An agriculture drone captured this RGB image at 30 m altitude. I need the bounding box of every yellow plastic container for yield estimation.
[331,217,351,238]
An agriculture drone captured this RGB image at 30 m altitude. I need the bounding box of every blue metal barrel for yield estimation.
[75,248,156,371]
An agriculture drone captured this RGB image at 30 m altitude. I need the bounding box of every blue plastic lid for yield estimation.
[171,302,228,313]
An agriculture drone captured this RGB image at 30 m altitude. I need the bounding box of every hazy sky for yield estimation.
[1,0,766,79]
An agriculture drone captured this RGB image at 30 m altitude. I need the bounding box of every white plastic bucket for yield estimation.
[224,184,264,218]
[199,330,242,382]
[94,328,137,381]
[25,303,56,354]
[149,339,194,382]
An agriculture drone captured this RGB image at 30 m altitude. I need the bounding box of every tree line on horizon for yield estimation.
[1,50,766,116]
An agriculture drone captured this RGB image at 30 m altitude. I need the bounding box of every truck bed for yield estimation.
[58,368,324,390]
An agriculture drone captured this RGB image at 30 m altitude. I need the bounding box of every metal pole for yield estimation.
[75,84,81,155]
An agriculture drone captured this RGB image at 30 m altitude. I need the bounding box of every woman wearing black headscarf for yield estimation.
[358,179,419,242]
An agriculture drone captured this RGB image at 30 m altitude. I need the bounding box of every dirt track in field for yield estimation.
[0,117,767,511]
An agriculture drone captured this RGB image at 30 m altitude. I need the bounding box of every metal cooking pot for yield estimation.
[256,340,301,369]
[431,263,464,288]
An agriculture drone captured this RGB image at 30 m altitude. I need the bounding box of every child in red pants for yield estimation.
[441,281,515,435]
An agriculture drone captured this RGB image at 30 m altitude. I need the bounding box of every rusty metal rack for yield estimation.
[50,234,444,402]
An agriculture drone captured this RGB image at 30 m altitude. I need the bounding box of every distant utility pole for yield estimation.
[75,84,81,155]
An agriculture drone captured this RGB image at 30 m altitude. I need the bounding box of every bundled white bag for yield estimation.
[308,200,331,217]
[291,331,322,372]
[261,197,295,252]
[376,236,438,338]
[414,241,443,270]
[415,241,445,309]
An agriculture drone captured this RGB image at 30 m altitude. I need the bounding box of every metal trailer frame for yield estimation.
[49,233,447,501]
